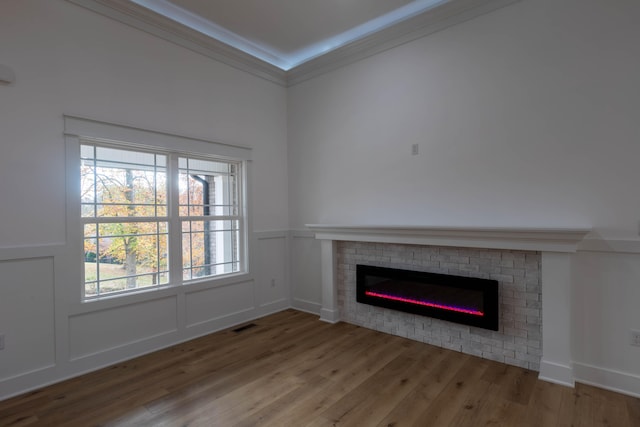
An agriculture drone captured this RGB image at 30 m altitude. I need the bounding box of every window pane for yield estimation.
[84,224,97,238]
[182,227,192,280]
[181,220,240,281]
[84,221,169,297]
[80,144,95,159]
[179,157,239,218]
[183,158,231,175]
[81,144,167,218]
[84,238,98,296]
[95,146,157,168]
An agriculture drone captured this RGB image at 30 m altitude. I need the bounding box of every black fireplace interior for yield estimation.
[356,265,499,331]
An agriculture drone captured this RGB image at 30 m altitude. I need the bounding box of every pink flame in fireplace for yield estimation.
[364,290,484,316]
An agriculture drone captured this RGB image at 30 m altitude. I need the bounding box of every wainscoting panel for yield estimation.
[0,257,55,381]
[68,296,178,360]
[290,230,322,314]
[255,232,289,309]
[573,249,640,397]
[185,280,255,328]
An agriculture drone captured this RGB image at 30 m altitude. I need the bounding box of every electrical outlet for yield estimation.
[0,334,4,350]
[631,330,640,347]
[270,278,276,288]
[411,144,419,156]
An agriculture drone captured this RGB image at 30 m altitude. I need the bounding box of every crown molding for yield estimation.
[65,0,288,86]
[286,0,523,86]
[65,0,522,87]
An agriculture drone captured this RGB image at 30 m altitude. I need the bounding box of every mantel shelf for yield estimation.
[305,224,592,253]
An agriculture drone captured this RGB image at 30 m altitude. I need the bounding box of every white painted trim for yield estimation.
[254,301,292,321]
[319,308,341,324]
[181,274,254,294]
[574,362,640,398]
[578,238,640,254]
[287,0,523,86]
[258,298,289,308]
[0,244,65,260]
[64,0,522,87]
[306,224,591,252]
[291,298,322,315]
[66,272,253,316]
[255,230,289,240]
[540,252,574,386]
[68,327,178,362]
[64,0,287,86]
[291,229,316,239]
[539,360,575,388]
[184,306,255,329]
[68,287,181,316]
[0,365,60,401]
[64,115,252,160]
[289,230,316,240]
[0,363,57,384]
[319,239,339,324]
[257,298,289,312]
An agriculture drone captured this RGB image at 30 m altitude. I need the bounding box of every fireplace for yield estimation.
[307,224,591,387]
[357,264,499,331]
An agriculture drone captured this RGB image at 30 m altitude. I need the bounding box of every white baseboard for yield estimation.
[574,362,640,398]
[291,298,321,315]
[257,299,290,317]
[538,359,575,388]
[320,308,340,324]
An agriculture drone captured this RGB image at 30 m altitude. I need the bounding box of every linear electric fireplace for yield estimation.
[357,265,499,331]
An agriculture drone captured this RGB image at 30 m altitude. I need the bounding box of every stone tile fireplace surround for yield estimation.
[307,225,591,387]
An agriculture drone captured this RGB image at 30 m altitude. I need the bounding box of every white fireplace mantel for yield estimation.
[306,224,591,252]
[306,224,591,388]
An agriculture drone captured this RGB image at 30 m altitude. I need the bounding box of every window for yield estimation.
[80,142,245,299]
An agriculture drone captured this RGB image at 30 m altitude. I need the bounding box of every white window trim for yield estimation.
[65,115,252,303]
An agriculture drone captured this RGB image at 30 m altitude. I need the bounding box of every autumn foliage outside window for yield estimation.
[81,144,243,298]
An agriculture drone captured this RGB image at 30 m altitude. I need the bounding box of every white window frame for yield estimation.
[65,116,252,301]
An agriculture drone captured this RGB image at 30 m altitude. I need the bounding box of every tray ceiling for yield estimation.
[132,0,440,70]
[66,0,521,86]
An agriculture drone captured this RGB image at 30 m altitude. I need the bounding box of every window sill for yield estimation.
[71,272,253,315]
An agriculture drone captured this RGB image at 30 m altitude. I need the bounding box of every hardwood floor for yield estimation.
[1,309,639,426]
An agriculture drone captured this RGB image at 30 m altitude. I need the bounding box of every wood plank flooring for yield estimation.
[1,309,639,426]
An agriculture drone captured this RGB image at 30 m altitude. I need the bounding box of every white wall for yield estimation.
[288,0,640,236]
[288,0,640,396]
[0,0,288,399]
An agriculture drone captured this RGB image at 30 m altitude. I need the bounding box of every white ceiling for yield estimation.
[130,0,447,70]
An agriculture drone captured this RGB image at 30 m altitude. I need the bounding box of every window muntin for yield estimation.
[80,144,244,299]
